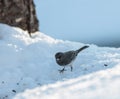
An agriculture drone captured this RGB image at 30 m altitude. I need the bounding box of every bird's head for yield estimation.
[55,52,63,61]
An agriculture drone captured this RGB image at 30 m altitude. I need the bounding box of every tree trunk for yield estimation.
[0,0,39,36]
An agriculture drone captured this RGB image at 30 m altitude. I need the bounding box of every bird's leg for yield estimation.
[59,66,66,73]
[70,65,73,72]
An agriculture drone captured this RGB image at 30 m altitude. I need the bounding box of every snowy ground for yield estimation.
[0,24,120,99]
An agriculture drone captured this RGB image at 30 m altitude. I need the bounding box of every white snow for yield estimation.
[0,24,120,99]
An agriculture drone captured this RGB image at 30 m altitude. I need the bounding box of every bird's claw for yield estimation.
[58,69,66,73]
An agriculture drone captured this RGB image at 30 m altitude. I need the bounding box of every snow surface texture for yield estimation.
[0,24,120,99]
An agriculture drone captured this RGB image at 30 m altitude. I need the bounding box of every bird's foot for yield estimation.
[71,66,73,72]
[58,68,66,73]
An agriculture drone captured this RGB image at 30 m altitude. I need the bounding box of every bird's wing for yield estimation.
[61,51,76,65]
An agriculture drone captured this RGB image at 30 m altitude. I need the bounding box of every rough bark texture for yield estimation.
[0,0,39,35]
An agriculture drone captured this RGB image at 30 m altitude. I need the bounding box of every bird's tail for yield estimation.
[76,45,89,53]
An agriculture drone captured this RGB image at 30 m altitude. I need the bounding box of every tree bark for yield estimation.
[0,0,39,36]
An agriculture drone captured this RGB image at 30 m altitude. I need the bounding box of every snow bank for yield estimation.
[14,64,120,99]
[0,24,120,99]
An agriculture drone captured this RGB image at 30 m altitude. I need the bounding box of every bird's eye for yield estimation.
[56,58,60,61]
[56,55,61,61]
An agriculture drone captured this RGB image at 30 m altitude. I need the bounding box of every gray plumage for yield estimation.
[55,45,89,73]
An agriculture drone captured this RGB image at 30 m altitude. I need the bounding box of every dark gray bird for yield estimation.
[55,45,89,73]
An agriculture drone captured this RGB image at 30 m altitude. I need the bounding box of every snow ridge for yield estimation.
[0,24,120,99]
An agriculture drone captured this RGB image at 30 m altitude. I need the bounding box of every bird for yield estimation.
[55,45,89,73]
